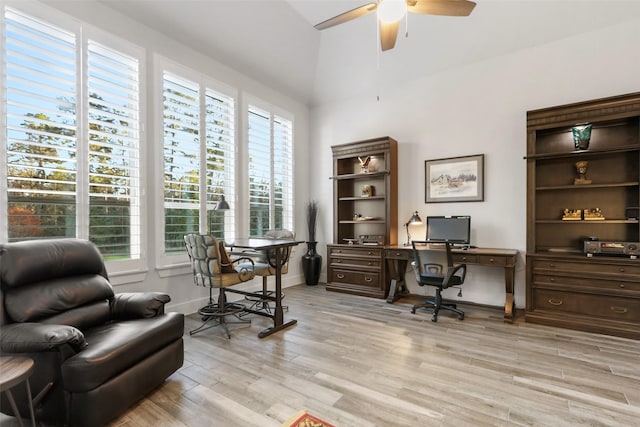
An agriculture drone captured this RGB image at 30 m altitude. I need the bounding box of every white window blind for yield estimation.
[3,7,143,264]
[205,89,235,242]
[248,105,293,235]
[162,72,200,254]
[4,9,78,241]
[87,40,141,259]
[162,69,235,254]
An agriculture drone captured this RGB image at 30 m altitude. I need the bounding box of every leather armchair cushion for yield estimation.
[0,322,86,353]
[4,275,114,323]
[0,239,105,288]
[42,301,112,331]
[62,312,184,392]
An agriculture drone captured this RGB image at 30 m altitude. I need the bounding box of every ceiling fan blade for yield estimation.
[407,0,476,17]
[314,2,378,30]
[379,20,400,51]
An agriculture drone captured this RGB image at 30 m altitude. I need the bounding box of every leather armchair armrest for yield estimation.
[110,292,171,319]
[0,323,86,353]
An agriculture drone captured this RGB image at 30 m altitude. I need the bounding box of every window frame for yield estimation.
[154,55,238,269]
[1,4,147,278]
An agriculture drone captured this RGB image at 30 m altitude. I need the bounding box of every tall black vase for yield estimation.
[301,241,322,286]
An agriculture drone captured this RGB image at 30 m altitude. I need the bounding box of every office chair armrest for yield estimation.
[444,263,467,284]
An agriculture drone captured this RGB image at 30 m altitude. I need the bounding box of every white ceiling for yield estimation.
[95,0,640,106]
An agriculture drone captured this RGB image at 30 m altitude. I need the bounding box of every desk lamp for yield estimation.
[404,211,423,246]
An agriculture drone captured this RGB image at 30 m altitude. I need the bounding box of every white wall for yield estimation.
[310,18,640,308]
[6,0,312,315]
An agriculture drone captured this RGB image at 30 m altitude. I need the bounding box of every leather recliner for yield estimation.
[0,239,184,426]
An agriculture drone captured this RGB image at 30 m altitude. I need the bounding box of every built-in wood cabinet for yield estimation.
[326,137,398,298]
[526,93,640,339]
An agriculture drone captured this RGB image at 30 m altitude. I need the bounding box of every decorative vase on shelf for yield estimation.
[302,200,322,285]
[302,241,322,286]
[572,123,592,150]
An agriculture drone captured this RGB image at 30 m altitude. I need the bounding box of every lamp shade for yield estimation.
[215,195,230,210]
[408,211,422,225]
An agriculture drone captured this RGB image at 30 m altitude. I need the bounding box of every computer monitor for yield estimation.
[426,216,471,245]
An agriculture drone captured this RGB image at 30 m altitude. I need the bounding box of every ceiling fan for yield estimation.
[314,0,476,51]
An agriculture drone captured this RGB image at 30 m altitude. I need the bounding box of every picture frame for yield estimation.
[425,154,484,203]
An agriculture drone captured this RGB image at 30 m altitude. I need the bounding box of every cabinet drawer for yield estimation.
[453,254,478,264]
[534,274,640,293]
[534,259,640,276]
[329,247,382,258]
[330,269,380,288]
[533,289,640,321]
[331,257,380,269]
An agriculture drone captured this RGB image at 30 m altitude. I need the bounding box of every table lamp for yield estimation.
[404,211,423,246]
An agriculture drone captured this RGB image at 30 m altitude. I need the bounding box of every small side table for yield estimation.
[0,356,36,427]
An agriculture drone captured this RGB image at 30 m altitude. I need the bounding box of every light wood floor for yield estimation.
[3,284,640,426]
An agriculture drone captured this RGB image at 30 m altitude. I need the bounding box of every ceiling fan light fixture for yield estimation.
[378,0,407,23]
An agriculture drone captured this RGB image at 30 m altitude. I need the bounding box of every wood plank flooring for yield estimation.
[3,284,640,426]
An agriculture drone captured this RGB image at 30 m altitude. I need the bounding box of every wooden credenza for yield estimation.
[326,244,386,299]
[527,254,640,339]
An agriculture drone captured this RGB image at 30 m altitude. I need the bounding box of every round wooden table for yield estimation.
[0,356,36,427]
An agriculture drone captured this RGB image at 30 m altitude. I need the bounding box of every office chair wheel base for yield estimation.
[410,307,416,314]
[458,313,465,320]
[431,315,438,322]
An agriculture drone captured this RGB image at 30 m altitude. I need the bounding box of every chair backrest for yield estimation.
[184,233,223,286]
[263,229,295,240]
[0,239,114,329]
[258,229,296,268]
[411,241,453,283]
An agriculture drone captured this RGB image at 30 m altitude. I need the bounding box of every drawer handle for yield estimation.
[367,251,373,255]
[619,268,625,273]
[367,262,372,266]
[461,257,467,261]
[395,252,401,256]
[337,250,342,253]
[548,299,563,306]
[550,277,555,282]
[336,259,342,263]
[610,306,628,314]
[489,258,495,263]
[619,284,625,288]
[365,277,373,282]
[337,273,345,279]
[549,263,556,268]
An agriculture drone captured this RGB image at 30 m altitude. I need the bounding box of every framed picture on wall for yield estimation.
[425,154,484,203]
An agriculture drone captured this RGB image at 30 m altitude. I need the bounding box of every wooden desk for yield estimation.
[384,246,519,323]
[227,238,302,338]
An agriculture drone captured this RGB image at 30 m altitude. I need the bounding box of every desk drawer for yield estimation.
[533,289,640,322]
[330,269,380,288]
[384,249,412,260]
[453,254,478,264]
[478,254,507,266]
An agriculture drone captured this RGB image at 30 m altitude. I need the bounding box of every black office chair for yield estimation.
[411,241,467,322]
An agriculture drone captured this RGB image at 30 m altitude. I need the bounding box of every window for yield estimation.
[2,7,143,265]
[247,105,293,236]
[161,65,235,257]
